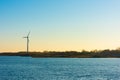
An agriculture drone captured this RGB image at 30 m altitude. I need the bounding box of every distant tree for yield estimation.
[91,49,98,53]
[81,50,89,54]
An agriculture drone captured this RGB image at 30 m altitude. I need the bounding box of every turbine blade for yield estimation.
[23,37,27,38]
[27,31,30,37]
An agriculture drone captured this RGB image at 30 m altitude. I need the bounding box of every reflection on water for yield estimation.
[0,56,120,80]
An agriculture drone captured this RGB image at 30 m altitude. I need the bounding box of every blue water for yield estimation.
[0,56,120,80]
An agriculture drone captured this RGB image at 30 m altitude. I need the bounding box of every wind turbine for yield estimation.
[23,31,30,54]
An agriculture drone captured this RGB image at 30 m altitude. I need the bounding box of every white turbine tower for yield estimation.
[23,31,30,54]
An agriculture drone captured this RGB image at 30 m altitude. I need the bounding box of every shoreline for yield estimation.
[1,50,120,58]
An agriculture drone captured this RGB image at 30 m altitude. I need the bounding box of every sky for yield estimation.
[0,0,120,52]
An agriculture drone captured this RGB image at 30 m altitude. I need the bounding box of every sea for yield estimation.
[0,56,120,80]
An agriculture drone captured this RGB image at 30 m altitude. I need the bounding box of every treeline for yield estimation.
[29,49,120,58]
[1,49,120,58]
